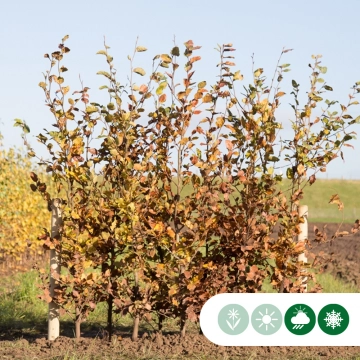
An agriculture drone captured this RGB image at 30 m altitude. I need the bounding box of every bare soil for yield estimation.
[1,222,359,360]
[307,222,360,286]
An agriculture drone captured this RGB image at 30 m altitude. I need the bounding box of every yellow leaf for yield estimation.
[154,222,164,232]
[275,91,285,97]
[167,227,175,238]
[198,81,206,89]
[202,94,213,103]
[297,163,305,176]
[216,117,225,128]
[161,54,172,63]
[86,105,98,114]
[329,194,344,210]
[156,81,167,95]
[136,46,147,52]
[62,86,70,95]
[71,210,80,219]
[233,70,243,81]
[179,137,189,145]
[133,67,146,76]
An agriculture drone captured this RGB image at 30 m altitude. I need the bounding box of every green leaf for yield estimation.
[171,47,180,56]
[13,118,23,127]
[133,67,146,76]
[286,167,294,180]
[156,81,167,96]
[319,66,327,74]
[324,85,333,91]
[86,105,98,114]
[23,123,30,134]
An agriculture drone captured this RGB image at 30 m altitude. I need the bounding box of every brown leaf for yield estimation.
[309,174,316,185]
[329,194,344,210]
[30,172,38,182]
[42,288,52,303]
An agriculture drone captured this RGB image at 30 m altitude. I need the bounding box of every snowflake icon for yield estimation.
[324,310,343,329]
[319,304,349,335]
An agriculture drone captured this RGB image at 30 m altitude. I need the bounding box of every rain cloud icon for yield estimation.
[291,311,310,329]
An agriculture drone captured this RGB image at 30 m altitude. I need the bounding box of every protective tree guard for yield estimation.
[48,198,62,341]
[298,205,308,292]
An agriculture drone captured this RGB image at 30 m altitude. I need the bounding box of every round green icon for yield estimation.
[251,304,282,335]
[284,304,316,335]
[218,304,249,335]
[318,304,349,335]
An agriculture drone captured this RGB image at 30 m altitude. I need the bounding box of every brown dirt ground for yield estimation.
[0,222,360,360]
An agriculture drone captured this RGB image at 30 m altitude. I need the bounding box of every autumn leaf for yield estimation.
[136,46,147,52]
[139,84,148,94]
[159,94,166,103]
[190,56,201,63]
[297,163,305,176]
[329,194,344,210]
[216,117,225,128]
[166,227,175,238]
[198,81,206,89]
[133,67,146,76]
[225,140,233,150]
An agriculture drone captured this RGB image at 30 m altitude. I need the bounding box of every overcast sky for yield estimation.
[1,0,360,179]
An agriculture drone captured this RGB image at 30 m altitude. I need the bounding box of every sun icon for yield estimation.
[255,307,279,331]
[294,306,307,316]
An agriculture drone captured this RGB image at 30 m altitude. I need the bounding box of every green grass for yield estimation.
[0,267,357,336]
[170,177,360,223]
[280,179,360,223]
[0,270,47,331]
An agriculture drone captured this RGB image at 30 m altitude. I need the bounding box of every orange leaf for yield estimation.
[190,56,201,64]
[225,140,233,150]
[159,94,167,103]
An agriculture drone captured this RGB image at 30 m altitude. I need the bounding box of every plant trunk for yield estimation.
[75,307,81,339]
[132,270,140,342]
[132,315,140,341]
[107,295,113,341]
[158,313,165,331]
[180,313,186,337]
